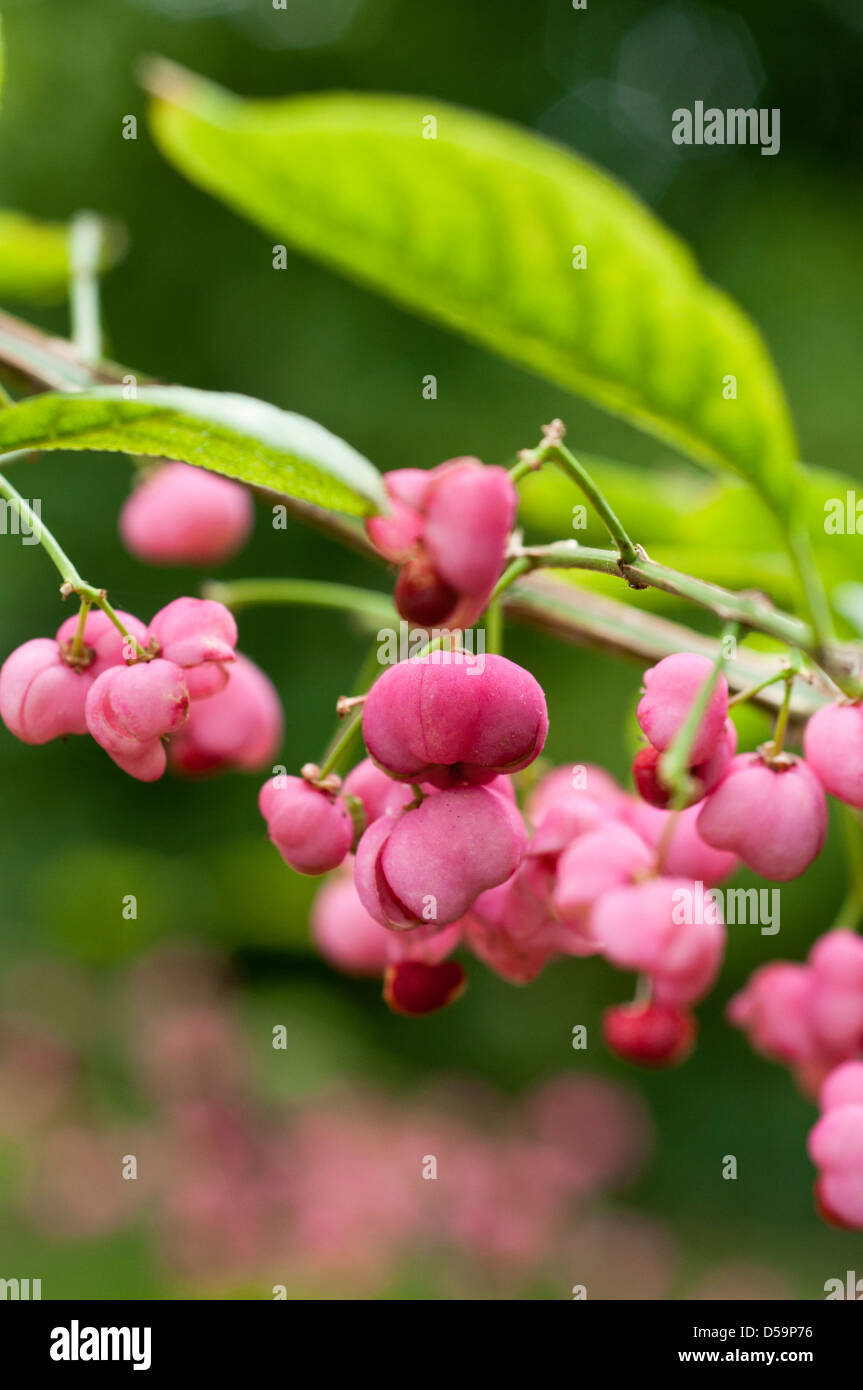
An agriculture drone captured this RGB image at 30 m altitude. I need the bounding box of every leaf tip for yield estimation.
[136,54,199,106]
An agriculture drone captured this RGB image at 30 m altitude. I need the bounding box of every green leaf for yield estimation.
[0,385,385,516]
[0,210,125,303]
[146,62,798,518]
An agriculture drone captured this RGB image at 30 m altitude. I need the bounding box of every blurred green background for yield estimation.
[0,0,862,1297]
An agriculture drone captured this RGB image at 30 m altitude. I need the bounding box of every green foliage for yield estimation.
[0,385,384,515]
[147,64,798,519]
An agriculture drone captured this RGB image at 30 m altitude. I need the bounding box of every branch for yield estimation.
[510,541,861,695]
[500,574,828,719]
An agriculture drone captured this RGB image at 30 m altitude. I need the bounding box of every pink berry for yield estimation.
[312,872,461,977]
[365,469,429,561]
[632,719,736,809]
[119,462,253,566]
[466,856,589,985]
[636,653,729,765]
[807,1104,863,1171]
[383,959,467,1016]
[354,784,525,929]
[420,461,517,629]
[148,597,238,699]
[168,653,282,776]
[342,758,414,824]
[820,1061,863,1112]
[85,658,190,781]
[528,796,610,859]
[362,653,548,787]
[526,763,626,822]
[553,824,654,922]
[622,800,738,886]
[603,1002,696,1068]
[590,877,725,1008]
[807,929,863,1058]
[815,1171,863,1231]
[0,638,88,743]
[393,556,459,627]
[696,752,827,881]
[366,459,516,628]
[0,610,150,745]
[54,609,151,679]
[311,874,394,976]
[804,702,863,808]
[726,962,817,1064]
[258,775,353,876]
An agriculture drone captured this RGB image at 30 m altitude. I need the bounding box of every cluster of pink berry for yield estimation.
[808,1061,863,1232]
[366,457,517,627]
[729,932,863,1231]
[0,596,281,780]
[4,442,863,1236]
[259,650,737,1061]
[633,652,829,881]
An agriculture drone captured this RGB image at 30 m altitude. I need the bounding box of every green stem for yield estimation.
[511,541,861,696]
[659,622,739,799]
[786,518,834,656]
[69,211,105,365]
[0,464,148,656]
[768,674,794,757]
[728,667,795,708]
[490,556,532,603]
[70,598,92,661]
[318,711,364,779]
[508,456,540,485]
[0,380,14,409]
[0,468,82,585]
[519,425,638,564]
[547,442,639,565]
[485,599,503,656]
[202,578,395,628]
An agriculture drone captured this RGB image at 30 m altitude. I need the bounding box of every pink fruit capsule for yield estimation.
[0,609,150,745]
[603,1002,696,1068]
[85,658,190,781]
[312,870,461,978]
[259,775,353,876]
[365,458,516,629]
[362,653,548,787]
[804,702,863,809]
[148,597,238,700]
[119,462,253,566]
[342,757,414,824]
[383,959,467,1016]
[696,752,827,881]
[632,719,736,809]
[168,653,282,776]
[553,824,654,922]
[622,799,738,886]
[354,784,526,930]
[636,653,729,765]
